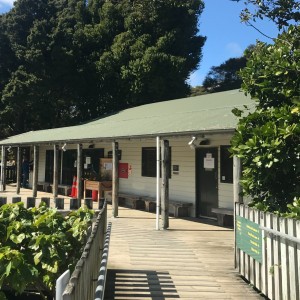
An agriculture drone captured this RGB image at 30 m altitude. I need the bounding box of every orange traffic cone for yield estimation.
[69,176,77,197]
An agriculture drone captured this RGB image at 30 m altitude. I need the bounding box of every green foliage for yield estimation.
[0,0,206,138]
[234,0,300,30]
[0,202,94,296]
[202,56,247,93]
[231,105,300,211]
[230,0,300,216]
[283,197,300,219]
[239,25,300,109]
[231,22,300,214]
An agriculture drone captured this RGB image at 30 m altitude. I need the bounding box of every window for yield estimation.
[45,148,104,185]
[220,146,233,183]
[142,147,172,178]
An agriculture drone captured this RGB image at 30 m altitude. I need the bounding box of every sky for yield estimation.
[0,0,280,86]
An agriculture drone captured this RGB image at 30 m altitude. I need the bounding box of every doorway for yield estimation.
[196,148,218,218]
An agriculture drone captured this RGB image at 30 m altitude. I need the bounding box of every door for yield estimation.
[196,148,218,218]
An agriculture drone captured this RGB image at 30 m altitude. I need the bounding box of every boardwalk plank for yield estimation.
[105,207,263,300]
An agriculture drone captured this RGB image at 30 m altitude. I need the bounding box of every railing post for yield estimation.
[55,197,64,209]
[41,197,50,207]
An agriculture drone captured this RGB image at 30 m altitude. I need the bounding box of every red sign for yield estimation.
[118,163,129,178]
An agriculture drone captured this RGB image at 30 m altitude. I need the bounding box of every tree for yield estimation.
[0,0,206,138]
[232,0,299,30]
[230,1,300,213]
[202,56,247,93]
[189,85,207,97]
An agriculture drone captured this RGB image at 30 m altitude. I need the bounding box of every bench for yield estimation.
[49,184,72,196]
[118,193,145,210]
[37,182,50,192]
[105,192,192,217]
[170,200,193,217]
[140,196,192,217]
[211,207,234,226]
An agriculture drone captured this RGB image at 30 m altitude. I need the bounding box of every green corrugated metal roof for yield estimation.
[0,90,254,145]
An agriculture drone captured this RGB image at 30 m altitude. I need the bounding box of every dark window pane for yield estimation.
[142,147,171,178]
[142,148,156,177]
[220,146,233,183]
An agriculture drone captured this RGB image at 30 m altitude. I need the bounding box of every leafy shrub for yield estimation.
[0,202,94,298]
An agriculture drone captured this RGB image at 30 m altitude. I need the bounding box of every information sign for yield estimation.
[236,215,263,263]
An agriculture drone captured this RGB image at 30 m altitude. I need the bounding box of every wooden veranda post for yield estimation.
[77,144,83,200]
[16,147,21,194]
[233,155,242,269]
[32,145,39,197]
[112,141,119,218]
[161,140,170,229]
[2,147,7,191]
[233,156,243,204]
[53,145,59,198]
[0,146,5,191]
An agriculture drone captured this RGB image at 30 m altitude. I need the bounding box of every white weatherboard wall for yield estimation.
[117,137,196,216]
[35,134,235,216]
[117,133,234,217]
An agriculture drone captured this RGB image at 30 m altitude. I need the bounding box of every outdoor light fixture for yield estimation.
[62,143,67,152]
[188,137,197,149]
[188,136,210,149]
[7,146,11,152]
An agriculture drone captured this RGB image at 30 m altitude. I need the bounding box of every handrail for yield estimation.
[94,222,112,300]
[62,202,107,300]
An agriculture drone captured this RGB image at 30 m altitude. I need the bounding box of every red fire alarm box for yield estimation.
[118,163,129,178]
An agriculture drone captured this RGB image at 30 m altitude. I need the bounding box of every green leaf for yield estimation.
[34,251,43,265]
[5,261,12,276]
[10,233,25,244]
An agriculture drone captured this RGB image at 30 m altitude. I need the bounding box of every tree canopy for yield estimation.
[231,1,300,214]
[233,0,299,29]
[0,0,206,138]
[202,56,247,93]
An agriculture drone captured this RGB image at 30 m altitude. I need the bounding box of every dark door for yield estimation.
[196,148,218,218]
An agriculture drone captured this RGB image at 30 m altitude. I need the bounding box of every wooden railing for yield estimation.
[235,203,300,300]
[61,203,108,300]
[94,222,112,300]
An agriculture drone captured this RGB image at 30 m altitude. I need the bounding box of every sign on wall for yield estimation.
[118,163,129,179]
[236,215,263,263]
[204,153,215,169]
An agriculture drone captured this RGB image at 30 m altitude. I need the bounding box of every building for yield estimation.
[0,89,253,219]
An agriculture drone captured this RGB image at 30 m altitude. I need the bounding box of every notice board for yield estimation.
[236,215,263,263]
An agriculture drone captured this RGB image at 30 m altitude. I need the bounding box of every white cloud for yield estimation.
[226,42,243,57]
[0,0,14,5]
[0,0,14,8]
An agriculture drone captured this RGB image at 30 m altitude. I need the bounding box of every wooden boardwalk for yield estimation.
[105,206,264,300]
[0,185,264,299]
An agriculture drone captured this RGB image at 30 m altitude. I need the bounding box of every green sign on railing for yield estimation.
[236,215,262,263]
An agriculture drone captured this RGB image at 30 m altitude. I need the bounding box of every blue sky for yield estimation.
[189,0,280,86]
[0,0,279,87]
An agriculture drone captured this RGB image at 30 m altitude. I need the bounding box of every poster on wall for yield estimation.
[204,153,215,169]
